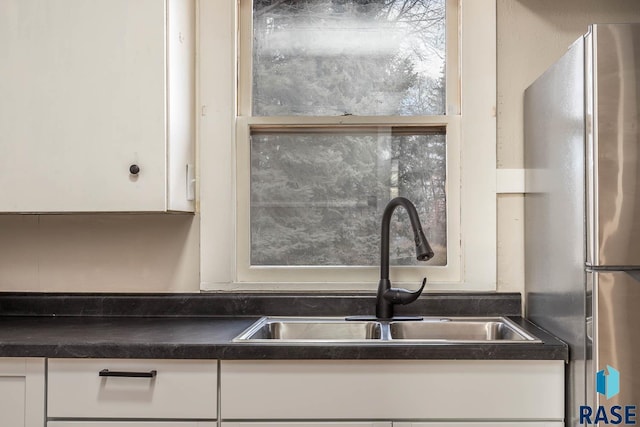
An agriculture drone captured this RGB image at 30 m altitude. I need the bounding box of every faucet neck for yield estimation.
[380,197,424,280]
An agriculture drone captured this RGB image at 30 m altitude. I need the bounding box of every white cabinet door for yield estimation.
[223,424,391,427]
[0,0,194,212]
[0,358,45,427]
[49,423,216,427]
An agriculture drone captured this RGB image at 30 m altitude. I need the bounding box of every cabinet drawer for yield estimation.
[49,423,216,427]
[220,360,564,420]
[48,359,217,419]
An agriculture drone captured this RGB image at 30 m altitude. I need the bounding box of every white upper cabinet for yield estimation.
[0,0,195,212]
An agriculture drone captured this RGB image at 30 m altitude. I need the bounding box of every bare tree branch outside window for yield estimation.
[249,0,447,267]
[252,0,446,116]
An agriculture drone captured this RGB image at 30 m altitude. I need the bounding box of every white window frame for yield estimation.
[198,0,496,291]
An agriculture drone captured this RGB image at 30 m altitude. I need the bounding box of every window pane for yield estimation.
[252,0,446,116]
[250,128,447,266]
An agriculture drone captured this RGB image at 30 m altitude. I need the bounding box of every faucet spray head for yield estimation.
[415,230,435,261]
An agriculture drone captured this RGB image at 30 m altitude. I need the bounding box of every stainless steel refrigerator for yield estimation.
[525,23,640,426]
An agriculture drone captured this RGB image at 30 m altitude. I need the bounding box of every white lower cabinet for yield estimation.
[223,424,391,427]
[220,360,564,423]
[0,358,45,427]
[42,358,564,426]
[49,424,216,427]
[47,359,217,422]
[393,423,563,426]
[222,424,563,427]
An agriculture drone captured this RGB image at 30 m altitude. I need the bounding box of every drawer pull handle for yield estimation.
[99,369,157,378]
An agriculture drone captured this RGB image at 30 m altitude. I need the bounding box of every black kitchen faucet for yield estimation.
[375,197,434,320]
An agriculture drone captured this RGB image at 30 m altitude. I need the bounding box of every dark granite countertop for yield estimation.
[0,292,568,361]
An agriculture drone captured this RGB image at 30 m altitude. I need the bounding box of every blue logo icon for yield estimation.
[579,366,636,424]
[597,365,620,400]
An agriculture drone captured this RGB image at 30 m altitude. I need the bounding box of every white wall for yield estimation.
[496,0,640,293]
[0,215,200,292]
[2,0,640,293]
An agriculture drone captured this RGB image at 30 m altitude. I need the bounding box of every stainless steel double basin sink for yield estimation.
[233,316,541,344]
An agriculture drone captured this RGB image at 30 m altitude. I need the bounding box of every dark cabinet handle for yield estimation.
[129,164,140,175]
[99,369,157,378]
